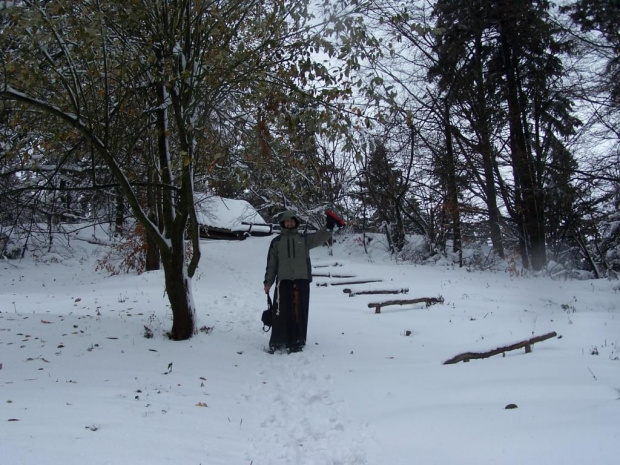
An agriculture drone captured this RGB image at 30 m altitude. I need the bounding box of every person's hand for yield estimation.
[264,285,271,294]
[325,213,336,230]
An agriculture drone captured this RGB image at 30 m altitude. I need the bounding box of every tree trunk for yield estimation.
[152,53,195,340]
[115,187,124,236]
[572,228,601,279]
[499,27,546,270]
[473,33,505,259]
[161,242,196,340]
[145,212,161,272]
[145,144,161,272]
[443,102,462,265]
[393,206,407,252]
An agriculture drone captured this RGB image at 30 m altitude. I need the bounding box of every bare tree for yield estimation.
[1,0,367,339]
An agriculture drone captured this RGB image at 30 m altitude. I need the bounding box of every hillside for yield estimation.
[1,231,619,464]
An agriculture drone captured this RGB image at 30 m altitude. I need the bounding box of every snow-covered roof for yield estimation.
[194,194,270,234]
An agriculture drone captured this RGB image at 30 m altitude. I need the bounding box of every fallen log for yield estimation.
[344,288,409,297]
[443,331,558,365]
[368,296,444,313]
[312,273,357,278]
[316,279,383,287]
[313,262,342,268]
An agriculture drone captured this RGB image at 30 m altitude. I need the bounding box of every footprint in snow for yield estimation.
[245,353,371,464]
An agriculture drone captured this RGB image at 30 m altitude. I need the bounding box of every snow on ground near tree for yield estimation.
[1,230,619,465]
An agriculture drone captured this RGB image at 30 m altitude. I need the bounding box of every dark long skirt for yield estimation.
[269,279,310,351]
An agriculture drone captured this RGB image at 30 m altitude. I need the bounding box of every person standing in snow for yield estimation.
[263,210,337,353]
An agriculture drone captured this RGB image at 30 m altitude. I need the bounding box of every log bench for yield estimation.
[316,279,383,287]
[343,288,409,297]
[368,296,444,313]
[312,273,357,278]
[443,331,558,364]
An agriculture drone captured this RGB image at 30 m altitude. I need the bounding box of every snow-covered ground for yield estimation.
[1,229,619,465]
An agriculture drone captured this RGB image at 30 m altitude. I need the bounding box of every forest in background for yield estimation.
[1,1,618,339]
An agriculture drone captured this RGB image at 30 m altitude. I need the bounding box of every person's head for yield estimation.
[279,210,300,230]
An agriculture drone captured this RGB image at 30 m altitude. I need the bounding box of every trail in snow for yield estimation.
[244,351,373,465]
[199,238,379,464]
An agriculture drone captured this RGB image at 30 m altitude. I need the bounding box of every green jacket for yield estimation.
[264,221,333,286]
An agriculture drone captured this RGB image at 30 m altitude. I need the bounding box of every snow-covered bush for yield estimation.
[0,232,21,259]
[399,235,434,263]
[597,211,620,275]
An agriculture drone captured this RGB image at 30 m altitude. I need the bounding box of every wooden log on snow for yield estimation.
[443,331,558,365]
[316,279,383,287]
[313,262,342,268]
[368,296,444,313]
[312,273,357,278]
[344,288,409,297]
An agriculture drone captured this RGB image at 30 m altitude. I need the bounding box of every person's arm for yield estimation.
[306,224,333,249]
[306,211,337,249]
[263,238,279,293]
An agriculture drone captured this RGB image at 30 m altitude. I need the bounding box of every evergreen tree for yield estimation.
[430,0,579,270]
[359,140,410,252]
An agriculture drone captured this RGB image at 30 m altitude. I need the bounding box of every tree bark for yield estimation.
[161,245,196,340]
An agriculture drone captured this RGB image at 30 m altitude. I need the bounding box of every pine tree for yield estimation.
[430,0,579,270]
